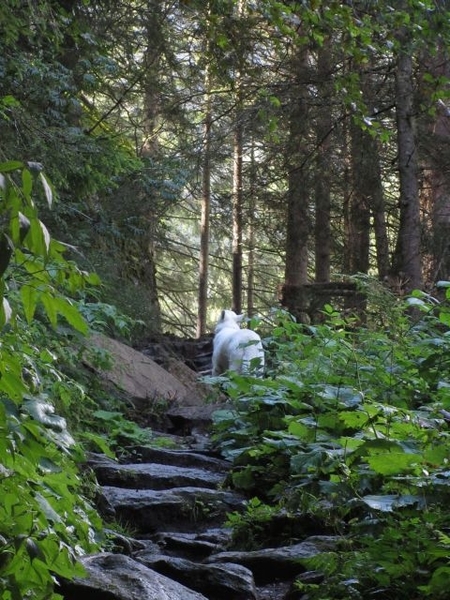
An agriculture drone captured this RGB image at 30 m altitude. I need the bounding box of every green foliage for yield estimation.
[77,300,144,341]
[87,409,153,454]
[0,162,103,598]
[212,284,450,598]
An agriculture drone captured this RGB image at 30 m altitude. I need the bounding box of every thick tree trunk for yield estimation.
[247,140,256,317]
[284,47,311,287]
[232,118,244,314]
[314,42,332,283]
[231,0,245,314]
[348,121,371,275]
[392,48,423,291]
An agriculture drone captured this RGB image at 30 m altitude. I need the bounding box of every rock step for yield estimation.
[100,485,245,534]
[123,445,230,471]
[88,454,226,490]
[64,435,338,599]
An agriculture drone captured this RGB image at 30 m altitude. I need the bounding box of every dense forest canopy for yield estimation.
[2,0,450,336]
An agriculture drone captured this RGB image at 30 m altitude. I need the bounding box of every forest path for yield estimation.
[60,334,336,599]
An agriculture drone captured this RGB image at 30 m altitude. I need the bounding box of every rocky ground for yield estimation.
[57,333,337,599]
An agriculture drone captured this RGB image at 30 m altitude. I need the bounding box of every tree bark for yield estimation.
[247,140,256,317]
[348,121,371,275]
[284,46,311,287]
[392,45,423,291]
[231,0,245,314]
[232,116,244,314]
[314,41,332,283]
[196,67,212,337]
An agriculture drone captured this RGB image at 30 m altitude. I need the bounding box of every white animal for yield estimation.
[211,310,265,376]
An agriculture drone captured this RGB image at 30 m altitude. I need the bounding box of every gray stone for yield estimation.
[88,453,225,490]
[125,446,230,472]
[59,552,208,600]
[135,552,257,600]
[155,528,233,559]
[207,536,339,584]
[101,485,245,533]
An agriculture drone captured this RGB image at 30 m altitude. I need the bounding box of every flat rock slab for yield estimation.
[101,485,245,533]
[59,552,208,600]
[155,529,233,559]
[88,454,225,490]
[135,552,257,600]
[125,446,230,472]
[207,536,340,584]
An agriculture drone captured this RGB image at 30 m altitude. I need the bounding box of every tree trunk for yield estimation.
[131,1,162,329]
[284,46,311,287]
[196,61,212,337]
[231,0,245,314]
[247,140,256,317]
[392,45,423,291]
[314,41,332,283]
[348,120,371,275]
[232,117,244,314]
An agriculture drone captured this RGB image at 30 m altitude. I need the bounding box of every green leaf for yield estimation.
[54,298,88,332]
[0,160,24,172]
[366,452,419,475]
[20,284,39,323]
[22,169,33,203]
[40,292,58,327]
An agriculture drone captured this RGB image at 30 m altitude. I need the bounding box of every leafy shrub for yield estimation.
[212,283,450,598]
[0,161,103,598]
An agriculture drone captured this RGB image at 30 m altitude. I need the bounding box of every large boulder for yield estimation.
[86,333,189,407]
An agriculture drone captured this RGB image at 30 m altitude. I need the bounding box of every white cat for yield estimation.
[211,310,265,376]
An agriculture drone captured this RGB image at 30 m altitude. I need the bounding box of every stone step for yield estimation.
[100,485,245,534]
[88,454,225,491]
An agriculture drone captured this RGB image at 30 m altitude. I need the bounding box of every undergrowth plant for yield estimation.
[0,161,104,599]
[212,279,450,598]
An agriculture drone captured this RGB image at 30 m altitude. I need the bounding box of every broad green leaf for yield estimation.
[366,452,419,475]
[0,160,23,172]
[40,292,58,327]
[439,311,450,327]
[287,420,309,439]
[22,168,33,203]
[54,297,88,334]
[339,410,370,428]
[0,370,27,402]
[27,217,49,257]
[20,284,38,323]
[338,436,365,451]
[424,566,450,594]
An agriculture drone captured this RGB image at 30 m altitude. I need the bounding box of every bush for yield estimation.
[0,161,103,599]
[212,284,450,598]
